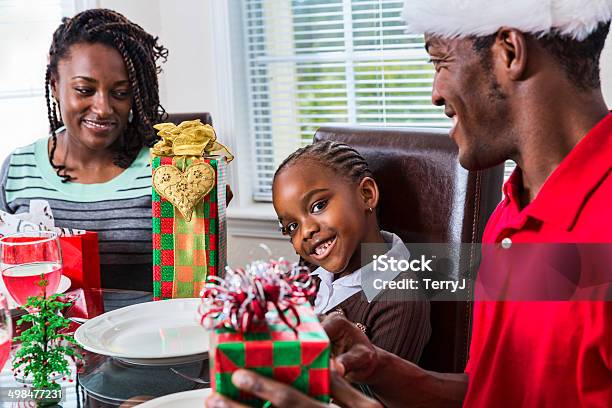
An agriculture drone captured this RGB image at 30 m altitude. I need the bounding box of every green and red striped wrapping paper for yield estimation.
[210,305,330,406]
[152,156,227,300]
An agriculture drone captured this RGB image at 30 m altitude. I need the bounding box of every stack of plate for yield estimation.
[75,298,209,365]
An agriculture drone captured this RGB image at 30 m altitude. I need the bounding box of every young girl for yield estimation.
[272,140,431,363]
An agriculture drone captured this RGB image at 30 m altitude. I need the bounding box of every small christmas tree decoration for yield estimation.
[12,276,80,404]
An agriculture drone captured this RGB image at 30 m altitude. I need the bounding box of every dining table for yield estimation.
[1,289,210,407]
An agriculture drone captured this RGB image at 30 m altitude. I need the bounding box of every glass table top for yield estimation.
[75,289,209,407]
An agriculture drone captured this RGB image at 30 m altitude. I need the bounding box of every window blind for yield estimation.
[242,0,513,201]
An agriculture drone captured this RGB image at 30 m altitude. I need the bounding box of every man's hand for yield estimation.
[323,313,468,407]
[322,312,379,384]
[205,366,382,408]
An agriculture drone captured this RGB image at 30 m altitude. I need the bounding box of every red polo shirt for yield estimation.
[463,113,612,407]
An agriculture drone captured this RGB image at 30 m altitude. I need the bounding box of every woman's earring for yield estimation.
[368,207,373,213]
[128,109,134,123]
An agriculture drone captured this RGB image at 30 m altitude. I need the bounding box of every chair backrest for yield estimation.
[314,126,504,373]
[166,112,213,126]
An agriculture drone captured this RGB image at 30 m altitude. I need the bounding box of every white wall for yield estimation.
[98,0,222,120]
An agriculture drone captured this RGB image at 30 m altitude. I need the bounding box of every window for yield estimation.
[0,0,81,162]
[242,0,450,201]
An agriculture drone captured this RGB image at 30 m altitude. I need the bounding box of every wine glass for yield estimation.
[0,293,11,370]
[0,231,63,306]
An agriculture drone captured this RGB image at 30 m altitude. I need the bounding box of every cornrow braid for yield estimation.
[274,140,373,185]
[44,69,70,181]
[45,8,168,181]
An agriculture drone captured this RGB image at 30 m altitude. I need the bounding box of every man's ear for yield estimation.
[493,27,528,81]
[358,177,379,211]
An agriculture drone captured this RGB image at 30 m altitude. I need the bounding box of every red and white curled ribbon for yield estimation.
[199,260,315,333]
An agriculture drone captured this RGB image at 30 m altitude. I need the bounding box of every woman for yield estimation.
[0,9,167,290]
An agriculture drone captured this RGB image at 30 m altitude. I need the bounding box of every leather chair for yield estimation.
[166,112,213,126]
[314,126,504,373]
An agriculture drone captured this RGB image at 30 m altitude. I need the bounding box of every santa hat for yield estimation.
[402,0,612,41]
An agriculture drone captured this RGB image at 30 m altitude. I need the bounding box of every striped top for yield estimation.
[315,231,432,364]
[332,291,431,364]
[0,137,153,290]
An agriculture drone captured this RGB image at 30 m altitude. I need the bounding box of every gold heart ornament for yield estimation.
[152,163,216,222]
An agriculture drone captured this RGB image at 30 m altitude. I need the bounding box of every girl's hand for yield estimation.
[205,367,381,408]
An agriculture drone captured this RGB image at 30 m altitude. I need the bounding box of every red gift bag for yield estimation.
[60,232,101,290]
[59,288,105,334]
[61,288,105,319]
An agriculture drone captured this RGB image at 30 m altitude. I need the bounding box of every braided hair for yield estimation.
[45,8,168,181]
[273,140,373,185]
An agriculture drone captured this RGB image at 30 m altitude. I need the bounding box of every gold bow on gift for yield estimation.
[151,120,233,221]
[151,119,234,161]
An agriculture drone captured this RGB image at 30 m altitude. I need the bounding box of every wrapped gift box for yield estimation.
[210,304,330,406]
[151,120,232,300]
[152,156,227,299]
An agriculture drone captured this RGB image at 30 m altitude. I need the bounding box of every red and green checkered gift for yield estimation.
[201,261,330,406]
[151,120,233,300]
[211,305,330,406]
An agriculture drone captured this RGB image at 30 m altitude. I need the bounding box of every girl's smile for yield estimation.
[310,236,337,261]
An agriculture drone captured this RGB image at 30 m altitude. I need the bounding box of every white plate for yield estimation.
[138,389,341,407]
[1,275,71,308]
[57,275,71,294]
[138,389,211,407]
[74,298,208,362]
[117,353,208,366]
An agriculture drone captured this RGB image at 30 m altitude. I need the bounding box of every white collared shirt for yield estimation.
[311,231,408,314]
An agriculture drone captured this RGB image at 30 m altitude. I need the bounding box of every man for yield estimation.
[207,1,612,406]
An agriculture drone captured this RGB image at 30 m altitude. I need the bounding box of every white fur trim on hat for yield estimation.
[402,0,612,41]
